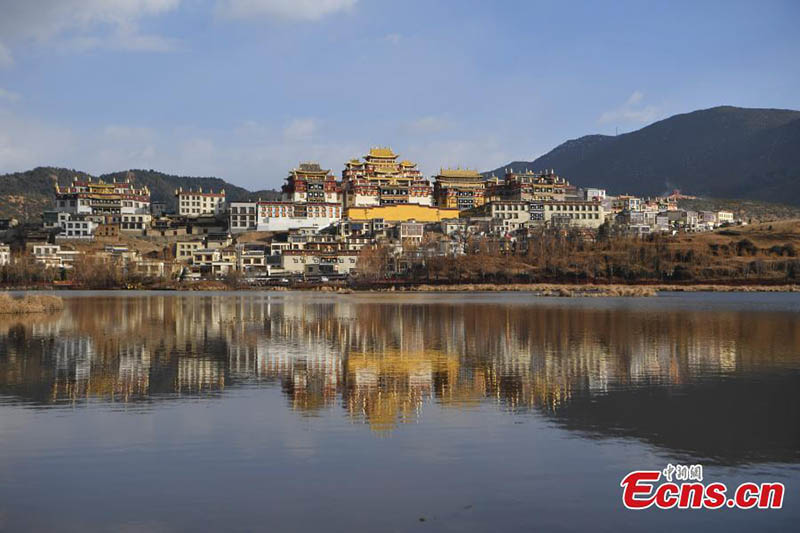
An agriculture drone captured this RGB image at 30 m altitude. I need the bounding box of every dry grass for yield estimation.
[649,284,800,293]
[389,284,659,297]
[234,231,277,244]
[72,234,166,256]
[0,293,65,313]
[691,219,800,247]
[385,283,799,296]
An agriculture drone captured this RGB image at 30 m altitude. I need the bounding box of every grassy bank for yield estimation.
[0,293,64,313]
[2,282,799,298]
[356,283,800,296]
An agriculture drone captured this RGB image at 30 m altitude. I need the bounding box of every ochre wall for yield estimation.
[345,205,460,222]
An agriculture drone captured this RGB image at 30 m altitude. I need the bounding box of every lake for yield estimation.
[0,291,798,532]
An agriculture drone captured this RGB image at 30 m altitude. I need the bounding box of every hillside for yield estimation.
[0,168,92,222]
[677,198,800,223]
[0,167,280,221]
[487,106,800,205]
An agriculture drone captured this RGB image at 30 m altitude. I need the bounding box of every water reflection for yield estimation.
[1,292,799,463]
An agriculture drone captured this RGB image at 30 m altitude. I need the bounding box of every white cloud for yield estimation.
[404,115,451,135]
[385,33,401,45]
[598,91,662,126]
[4,0,181,39]
[406,136,509,177]
[0,109,76,170]
[96,125,159,166]
[0,41,13,68]
[0,109,508,191]
[103,125,156,140]
[218,0,357,20]
[0,110,325,187]
[0,0,357,62]
[0,0,181,57]
[181,138,216,159]
[0,88,20,102]
[625,90,644,106]
[103,23,179,52]
[283,118,318,141]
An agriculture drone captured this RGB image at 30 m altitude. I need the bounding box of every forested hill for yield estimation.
[0,167,280,221]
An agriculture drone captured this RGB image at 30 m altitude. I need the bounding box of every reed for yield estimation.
[0,293,65,314]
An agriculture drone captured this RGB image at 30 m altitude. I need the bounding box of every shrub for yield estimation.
[735,239,759,256]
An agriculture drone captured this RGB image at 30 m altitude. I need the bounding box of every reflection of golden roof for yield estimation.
[368,147,396,158]
[364,395,404,434]
[346,349,461,433]
[347,349,458,375]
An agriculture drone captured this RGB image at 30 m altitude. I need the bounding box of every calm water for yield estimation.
[1,291,799,532]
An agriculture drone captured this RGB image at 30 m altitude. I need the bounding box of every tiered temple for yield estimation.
[229,162,344,233]
[55,177,150,217]
[342,147,432,208]
[433,168,486,210]
[283,162,341,205]
[486,169,570,202]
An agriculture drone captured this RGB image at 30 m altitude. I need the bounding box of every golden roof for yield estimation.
[368,147,396,158]
[400,160,417,167]
[294,162,329,174]
[437,168,481,179]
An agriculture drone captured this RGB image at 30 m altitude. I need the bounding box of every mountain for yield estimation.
[0,167,280,221]
[487,106,800,205]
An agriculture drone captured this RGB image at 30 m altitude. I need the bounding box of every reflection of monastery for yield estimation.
[345,349,461,432]
[0,296,795,431]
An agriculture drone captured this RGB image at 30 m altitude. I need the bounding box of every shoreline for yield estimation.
[3,282,800,296]
[361,283,800,294]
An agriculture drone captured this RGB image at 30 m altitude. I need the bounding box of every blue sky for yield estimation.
[0,0,798,190]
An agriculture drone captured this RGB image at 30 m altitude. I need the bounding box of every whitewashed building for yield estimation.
[32,245,81,269]
[175,188,226,217]
[175,240,204,262]
[717,211,735,225]
[120,213,152,233]
[247,201,342,233]
[229,202,258,233]
[276,250,359,276]
[56,218,98,240]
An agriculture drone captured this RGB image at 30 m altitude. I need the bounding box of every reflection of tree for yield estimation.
[0,294,799,462]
